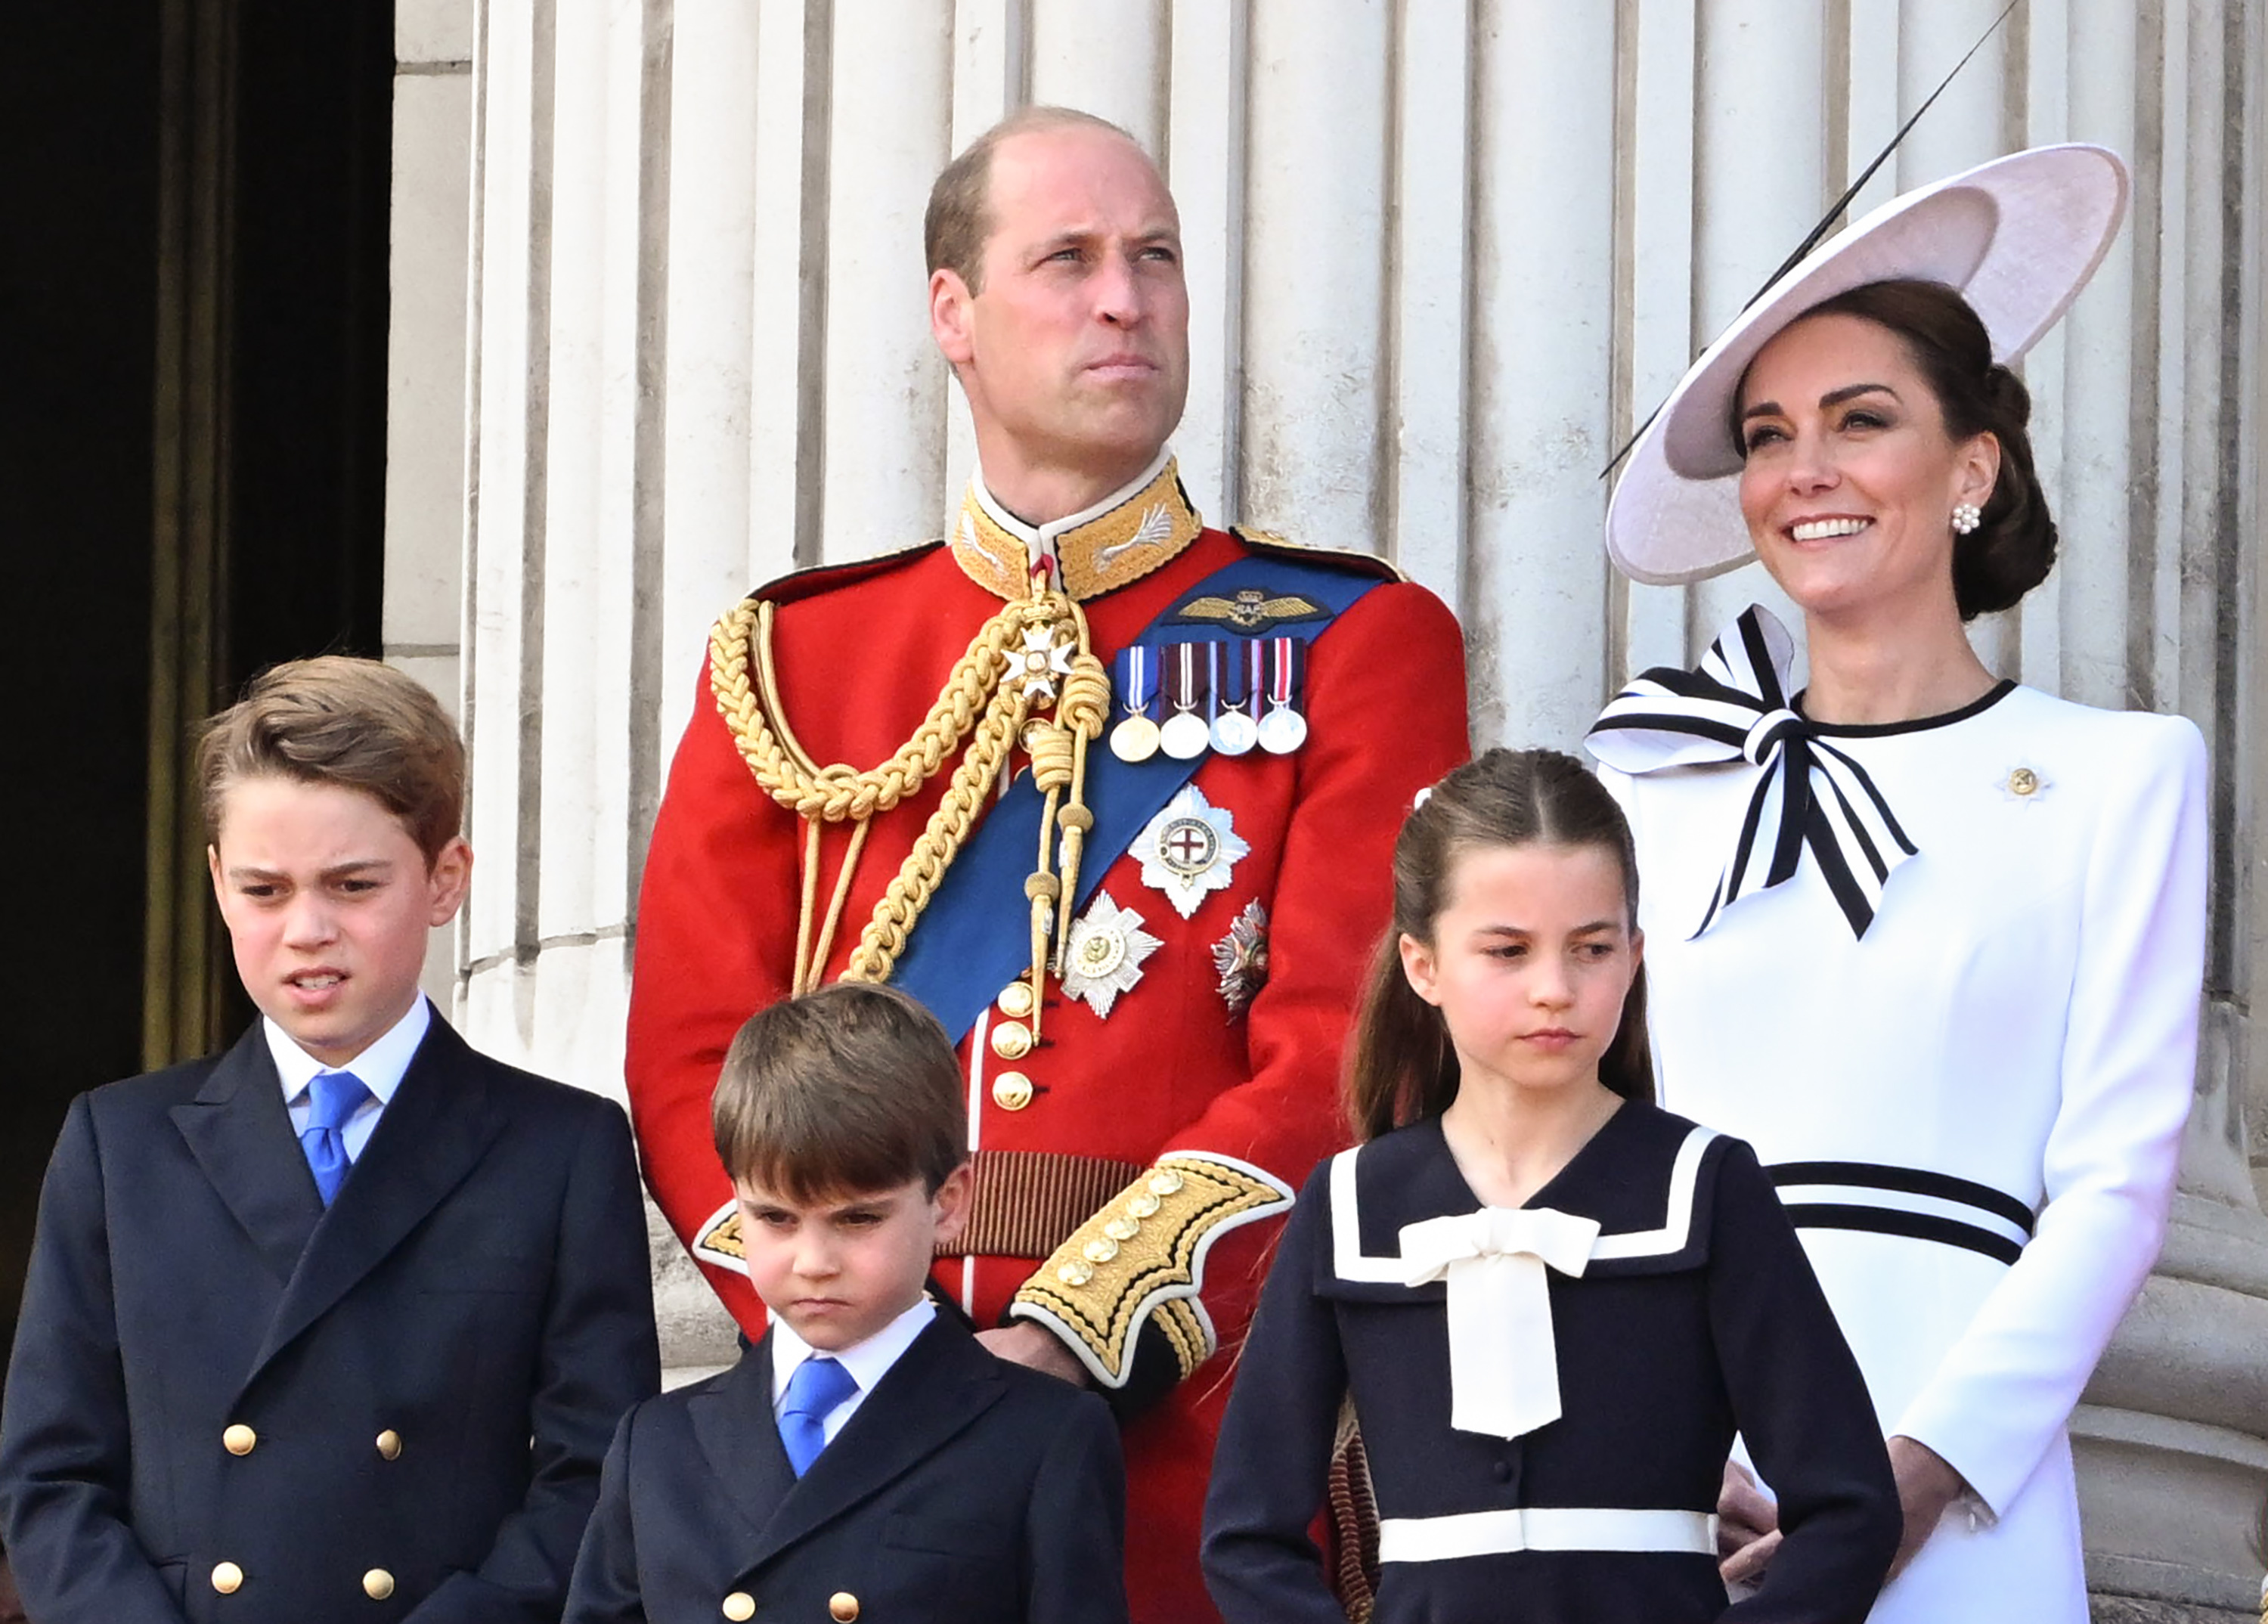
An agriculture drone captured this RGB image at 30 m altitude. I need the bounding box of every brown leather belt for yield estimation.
[938,1149,1145,1260]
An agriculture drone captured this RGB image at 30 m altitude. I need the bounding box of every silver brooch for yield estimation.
[1061,891,1163,1019]
[1136,784,1250,919]
[1212,900,1270,1021]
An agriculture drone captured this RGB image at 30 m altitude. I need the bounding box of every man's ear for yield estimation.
[931,1162,974,1247]
[930,268,976,368]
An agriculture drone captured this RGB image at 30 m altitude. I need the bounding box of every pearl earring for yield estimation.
[1951,502,1982,535]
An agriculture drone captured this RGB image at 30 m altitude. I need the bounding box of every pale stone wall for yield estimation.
[384,1,2268,1613]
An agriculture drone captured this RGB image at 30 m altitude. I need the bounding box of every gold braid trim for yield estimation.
[705,586,1095,992]
[1007,1152,1296,1389]
[708,597,1036,822]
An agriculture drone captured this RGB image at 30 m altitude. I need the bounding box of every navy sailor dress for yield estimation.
[1201,1102,1901,1623]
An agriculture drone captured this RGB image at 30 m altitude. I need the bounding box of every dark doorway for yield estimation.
[0,0,394,1421]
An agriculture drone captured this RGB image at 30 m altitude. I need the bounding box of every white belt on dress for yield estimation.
[1377,1506,1719,1564]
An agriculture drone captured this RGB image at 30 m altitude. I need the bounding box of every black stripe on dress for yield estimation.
[1778,1203,2025,1266]
[1768,1161,2037,1235]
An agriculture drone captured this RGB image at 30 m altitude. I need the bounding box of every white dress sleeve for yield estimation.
[1892,714,2208,1516]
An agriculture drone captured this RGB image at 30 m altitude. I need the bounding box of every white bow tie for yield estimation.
[1399,1205,1602,1440]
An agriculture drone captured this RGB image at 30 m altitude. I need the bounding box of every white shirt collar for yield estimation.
[266,996,432,1108]
[768,1295,937,1409]
[969,444,1176,583]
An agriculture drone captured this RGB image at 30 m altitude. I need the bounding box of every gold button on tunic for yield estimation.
[721,1591,756,1622]
[211,1562,243,1595]
[222,1424,256,1456]
[991,1071,1034,1111]
[363,1570,395,1601]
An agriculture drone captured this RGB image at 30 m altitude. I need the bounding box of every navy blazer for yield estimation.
[567,1314,1129,1624]
[0,1014,661,1624]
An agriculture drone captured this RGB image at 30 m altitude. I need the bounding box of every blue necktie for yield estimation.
[778,1356,858,1477]
[301,1071,370,1206]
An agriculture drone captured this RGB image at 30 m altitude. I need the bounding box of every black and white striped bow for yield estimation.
[1585,606,1917,940]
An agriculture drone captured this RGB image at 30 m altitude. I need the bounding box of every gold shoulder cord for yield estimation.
[707,587,1107,1036]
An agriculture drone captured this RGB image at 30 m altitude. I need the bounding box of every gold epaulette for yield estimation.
[1009,1151,1294,1389]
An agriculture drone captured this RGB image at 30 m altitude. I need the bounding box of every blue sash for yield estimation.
[890,552,1387,1043]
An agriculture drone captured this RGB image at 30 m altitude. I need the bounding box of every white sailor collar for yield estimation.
[1319,1106,1724,1301]
[950,446,1205,602]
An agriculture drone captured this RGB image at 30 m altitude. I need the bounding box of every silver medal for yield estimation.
[1256,705,1308,754]
[1211,708,1259,755]
[1160,711,1212,759]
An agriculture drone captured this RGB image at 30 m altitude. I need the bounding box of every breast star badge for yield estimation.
[1212,899,1269,1020]
[1061,891,1163,1018]
[1136,783,1250,919]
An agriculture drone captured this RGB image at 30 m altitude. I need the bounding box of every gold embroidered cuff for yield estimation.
[1007,1151,1295,1390]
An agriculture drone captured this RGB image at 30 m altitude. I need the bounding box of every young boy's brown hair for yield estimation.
[197,655,466,866]
[712,981,965,1204]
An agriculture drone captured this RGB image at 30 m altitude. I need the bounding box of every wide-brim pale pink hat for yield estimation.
[1606,144,2130,585]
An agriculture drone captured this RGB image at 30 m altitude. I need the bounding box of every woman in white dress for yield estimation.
[1585,146,2209,1623]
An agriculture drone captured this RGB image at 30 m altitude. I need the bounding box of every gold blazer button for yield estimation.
[211,1561,244,1595]
[991,1071,1034,1111]
[362,1569,395,1601]
[996,981,1036,1020]
[829,1594,861,1622]
[721,1591,757,1621]
[375,1429,402,1461]
[222,1424,256,1456]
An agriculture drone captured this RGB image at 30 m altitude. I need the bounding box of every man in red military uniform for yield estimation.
[627,105,1469,1622]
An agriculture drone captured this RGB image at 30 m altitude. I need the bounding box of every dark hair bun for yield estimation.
[1955,362,2057,619]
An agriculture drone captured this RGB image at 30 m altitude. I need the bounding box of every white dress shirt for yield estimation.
[768,1297,937,1447]
[266,996,432,1164]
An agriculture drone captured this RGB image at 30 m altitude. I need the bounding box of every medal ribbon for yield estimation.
[1267,637,1303,711]
[1116,645,1156,718]
[1584,604,1918,941]
[1216,642,1255,714]
[1170,642,1207,714]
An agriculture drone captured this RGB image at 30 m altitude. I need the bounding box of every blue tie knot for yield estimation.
[779,1356,859,1477]
[301,1071,370,1207]
[309,1071,370,1133]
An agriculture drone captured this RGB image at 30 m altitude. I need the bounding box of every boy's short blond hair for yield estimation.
[198,657,465,866]
[713,983,965,1204]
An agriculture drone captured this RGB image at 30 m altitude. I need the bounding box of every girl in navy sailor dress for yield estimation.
[1201,749,1900,1624]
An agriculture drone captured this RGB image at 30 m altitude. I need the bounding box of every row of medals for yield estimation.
[1107,644,1309,763]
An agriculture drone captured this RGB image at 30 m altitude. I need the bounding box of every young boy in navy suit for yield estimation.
[0,658,660,1623]
[567,982,1129,1624]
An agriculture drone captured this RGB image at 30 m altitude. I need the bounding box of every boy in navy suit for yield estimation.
[566,982,1129,1624]
[0,658,660,1622]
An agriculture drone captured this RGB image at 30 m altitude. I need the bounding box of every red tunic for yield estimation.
[627,477,1469,1622]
